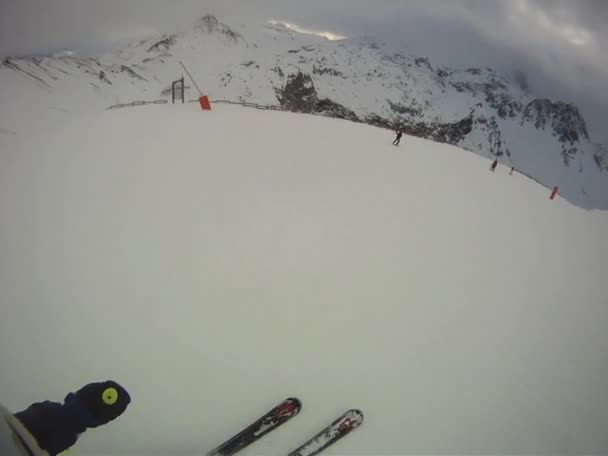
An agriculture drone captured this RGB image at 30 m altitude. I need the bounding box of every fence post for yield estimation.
[171,77,185,104]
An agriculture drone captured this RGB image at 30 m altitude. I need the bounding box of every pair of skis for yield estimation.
[207,398,363,456]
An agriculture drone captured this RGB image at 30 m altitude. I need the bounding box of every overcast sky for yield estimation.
[1,0,606,142]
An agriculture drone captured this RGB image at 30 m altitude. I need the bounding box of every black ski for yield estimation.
[207,397,302,456]
[287,409,364,456]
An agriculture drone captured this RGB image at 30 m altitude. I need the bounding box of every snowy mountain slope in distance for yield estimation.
[1,14,607,209]
[1,102,608,455]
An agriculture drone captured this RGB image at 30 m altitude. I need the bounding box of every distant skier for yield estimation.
[392,130,403,146]
[489,159,498,172]
[509,167,514,175]
[1,381,130,456]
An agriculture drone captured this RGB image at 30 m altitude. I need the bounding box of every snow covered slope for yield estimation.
[1,103,607,454]
[1,15,607,209]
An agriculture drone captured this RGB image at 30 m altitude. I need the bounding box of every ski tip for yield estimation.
[286,397,303,410]
[345,409,364,425]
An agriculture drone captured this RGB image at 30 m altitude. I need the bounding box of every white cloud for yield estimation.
[268,20,347,41]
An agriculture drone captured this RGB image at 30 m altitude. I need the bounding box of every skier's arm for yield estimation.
[6,381,130,456]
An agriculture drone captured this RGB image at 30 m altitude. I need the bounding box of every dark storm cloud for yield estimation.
[0,0,606,140]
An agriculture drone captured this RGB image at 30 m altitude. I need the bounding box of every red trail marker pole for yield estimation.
[199,96,212,110]
[550,186,558,200]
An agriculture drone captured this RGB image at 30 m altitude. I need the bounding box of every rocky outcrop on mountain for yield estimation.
[521,99,591,167]
[99,70,112,84]
[120,65,146,81]
[315,98,360,122]
[414,57,433,72]
[276,68,504,157]
[522,99,589,143]
[363,113,393,130]
[485,93,523,119]
[276,71,318,112]
[367,111,474,147]
[276,71,360,122]
[450,77,508,100]
[387,100,423,118]
[194,15,243,43]
[147,35,176,53]
[276,71,506,159]
[2,58,51,87]
[426,114,474,145]
[312,65,345,78]
[474,115,510,157]
[593,144,608,172]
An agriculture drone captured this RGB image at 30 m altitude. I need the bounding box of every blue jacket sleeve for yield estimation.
[14,397,87,456]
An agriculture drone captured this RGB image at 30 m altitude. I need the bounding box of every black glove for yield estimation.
[15,380,131,455]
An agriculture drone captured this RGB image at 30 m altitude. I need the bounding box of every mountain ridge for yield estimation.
[1,14,606,209]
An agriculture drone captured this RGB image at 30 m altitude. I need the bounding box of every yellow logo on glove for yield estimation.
[102,387,118,405]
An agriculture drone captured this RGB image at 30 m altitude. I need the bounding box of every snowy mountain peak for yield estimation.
[193,14,243,43]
